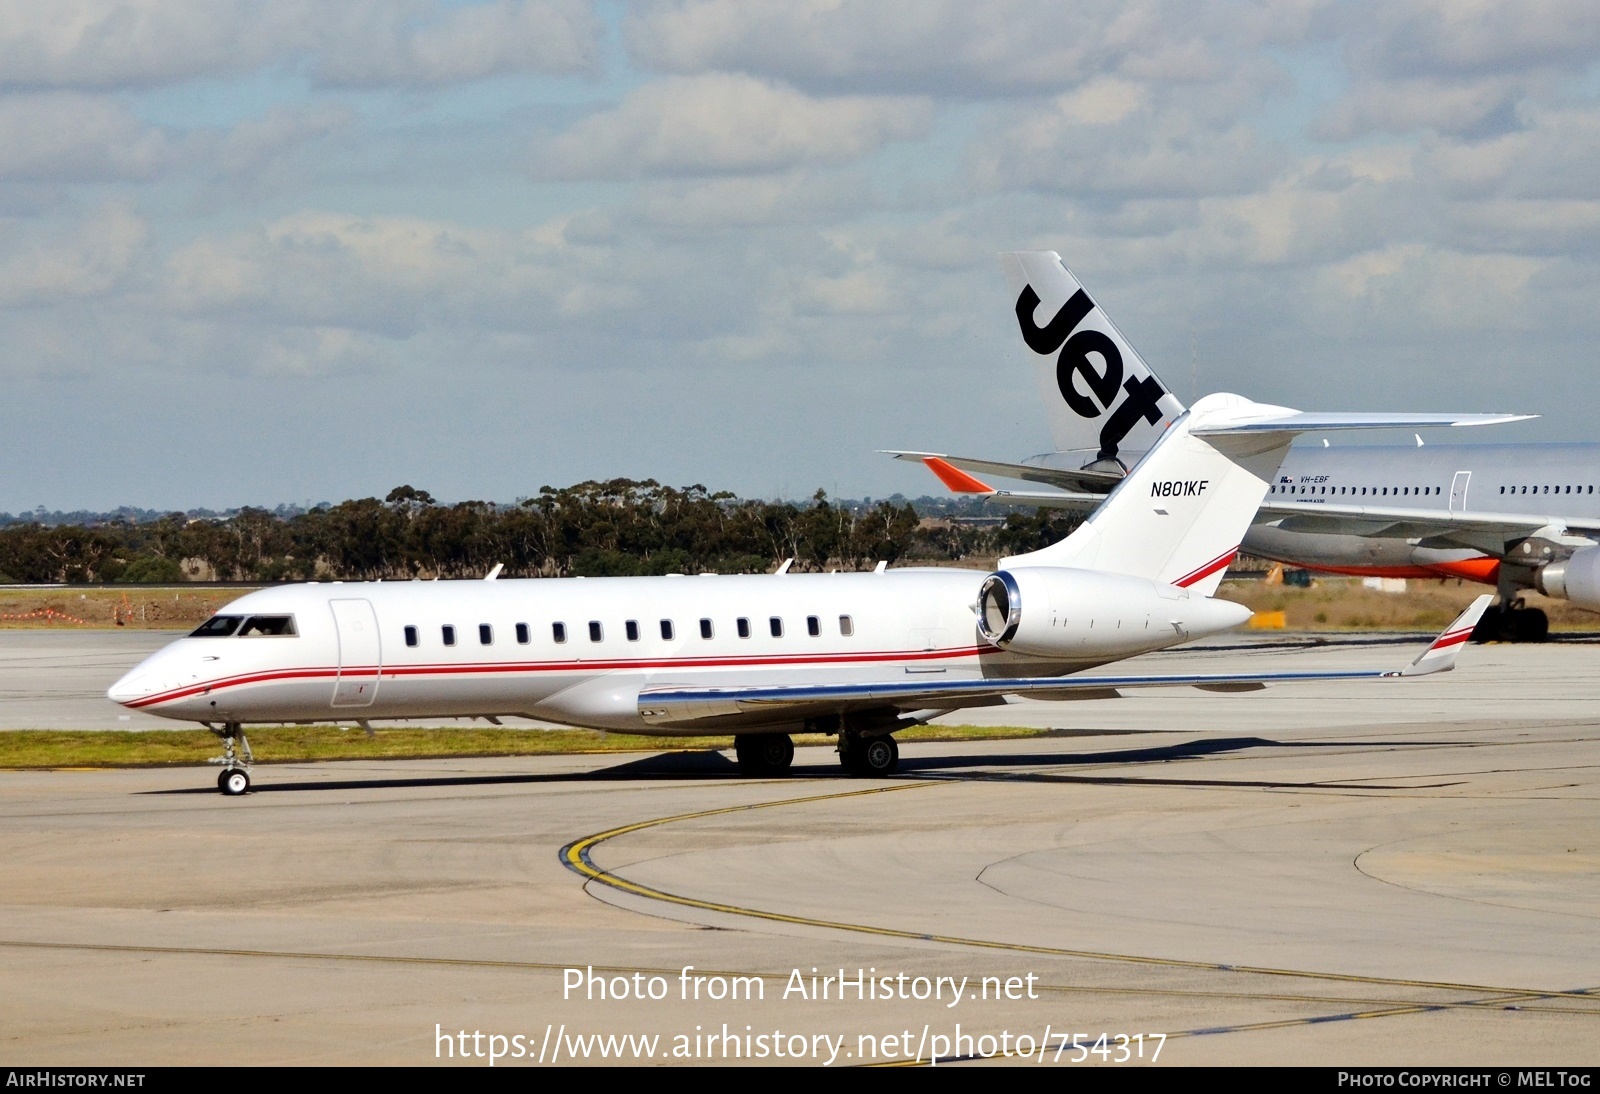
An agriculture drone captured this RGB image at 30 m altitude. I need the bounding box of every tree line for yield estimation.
[0,481,1081,584]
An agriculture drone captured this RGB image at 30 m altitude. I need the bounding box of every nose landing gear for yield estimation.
[209,722,254,796]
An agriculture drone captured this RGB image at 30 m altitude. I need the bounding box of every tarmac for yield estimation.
[1,629,1597,1066]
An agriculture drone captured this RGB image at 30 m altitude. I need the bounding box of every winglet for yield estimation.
[923,455,995,494]
[1390,595,1493,677]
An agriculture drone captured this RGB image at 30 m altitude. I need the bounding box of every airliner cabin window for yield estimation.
[769,617,783,638]
[191,616,242,637]
[238,615,297,637]
[839,615,854,636]
[660,619,674,640]
[626,620,640,641]
[589,621,603,642]
[700,618,713,639]
[442,625,456,647]
[479,624,493,645]
[737,617,751,638]
[516,623,530,644]
[404,625,418,648]
[807,616,820,637]
[552,622,567,643]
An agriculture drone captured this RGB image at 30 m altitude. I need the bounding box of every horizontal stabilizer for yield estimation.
[885,450,1124,493]
[1194,411,1534,437]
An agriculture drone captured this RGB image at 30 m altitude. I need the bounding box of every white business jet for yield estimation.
[110,392,1503,795]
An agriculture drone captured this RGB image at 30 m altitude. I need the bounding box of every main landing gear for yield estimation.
[1471,599,1550,643]
[209,722,253,796]
[839,732,899,777]
[733,732,795,776]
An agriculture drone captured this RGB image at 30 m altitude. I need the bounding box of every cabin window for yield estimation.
[626,620,639,642]
[737,617,750,638]
[839,615,854,636]
[660,619,674,640]
[589,621,603,642]
[189,616,242,638]
[699,618,713,639]
[552,622,566,643]
[404,625,418,648]
[807,615,820,637]
[516,623,530,644]
[769,616,783,638]
[479,624,493,645]
[442,625,456,647]
[238,615,297,637]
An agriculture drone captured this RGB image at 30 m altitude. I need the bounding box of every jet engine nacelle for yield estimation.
[1536,546,1600,609]
[976,567,1252,659]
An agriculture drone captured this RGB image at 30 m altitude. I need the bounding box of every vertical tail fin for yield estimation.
[1000,251,1184,471]
[1002,393,1294,597]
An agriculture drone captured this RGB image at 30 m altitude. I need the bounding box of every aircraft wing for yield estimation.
[1258,500,1600,546]
[637,597,1490,728]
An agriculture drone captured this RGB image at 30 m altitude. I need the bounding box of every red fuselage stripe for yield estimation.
[124,644,996,709]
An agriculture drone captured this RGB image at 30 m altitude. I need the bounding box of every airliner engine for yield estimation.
[1535,546,1600,609]
[976,568,1251,659]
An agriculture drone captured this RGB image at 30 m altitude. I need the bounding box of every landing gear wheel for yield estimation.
[1513,607,1549,643]
[734,733,794,776]
[840,733,898,777]
[858,735,899,776]
[219,768,250,796]
[1473,604,1550,643]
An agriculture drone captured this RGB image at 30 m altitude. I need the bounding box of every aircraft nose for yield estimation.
[107,669,157,706]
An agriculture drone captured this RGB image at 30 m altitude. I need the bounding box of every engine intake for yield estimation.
[975,566,1251,659]
[1536,545,1600,609]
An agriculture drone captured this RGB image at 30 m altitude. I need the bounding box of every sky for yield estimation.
[2,0,1598,512]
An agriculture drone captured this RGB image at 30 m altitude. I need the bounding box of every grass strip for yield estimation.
[0,723,1066,769]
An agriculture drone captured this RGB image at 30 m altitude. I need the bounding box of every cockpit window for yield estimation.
[238,615,298,637]
[190,615,242,638]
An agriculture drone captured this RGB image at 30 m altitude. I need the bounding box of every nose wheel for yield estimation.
[209,722,254,796]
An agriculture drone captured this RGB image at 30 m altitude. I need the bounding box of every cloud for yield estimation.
[542,73,931,179]
[0,1,600,90]
[969,92,1284,199]
[624,0,1270,97]
[0,202,147,306]
[312,0,601,86]
[0,93,169,180]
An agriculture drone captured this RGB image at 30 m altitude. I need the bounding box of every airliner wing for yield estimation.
[636,597,1490,727]
[1258,500,1600,543]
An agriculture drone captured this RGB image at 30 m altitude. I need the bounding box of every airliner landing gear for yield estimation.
[839,732,899,777]
[734,733,794,776]
[1471,599,1550,643]
[209,722,254,796]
